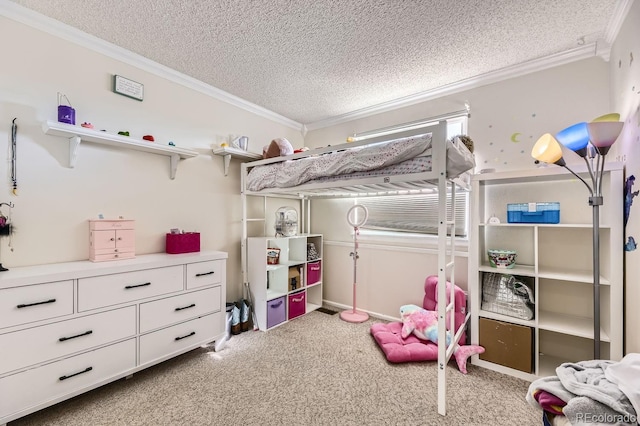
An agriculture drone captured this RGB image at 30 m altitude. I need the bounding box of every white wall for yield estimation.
[0,16,303,301]
[609,0,640,353]
[307,57,611,319]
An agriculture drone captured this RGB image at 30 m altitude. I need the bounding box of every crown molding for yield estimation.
[604,0,634,44]
[305,44,599,131]
[0,0,303,131]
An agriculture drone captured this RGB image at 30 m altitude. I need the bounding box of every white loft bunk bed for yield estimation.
[240,109,474,416]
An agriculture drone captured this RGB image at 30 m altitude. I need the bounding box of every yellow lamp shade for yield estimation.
[532,133,565,165]
[592,113,620,122]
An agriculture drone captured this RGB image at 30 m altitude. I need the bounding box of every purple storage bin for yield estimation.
[267,296,286,329]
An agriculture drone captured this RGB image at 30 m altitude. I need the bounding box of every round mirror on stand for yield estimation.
[340,204,370,323]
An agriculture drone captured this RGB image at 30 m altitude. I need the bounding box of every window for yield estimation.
[355,115,469,239]
[357,191,468,237]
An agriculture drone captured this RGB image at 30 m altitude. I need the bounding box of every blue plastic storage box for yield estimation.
[507,202,560,224]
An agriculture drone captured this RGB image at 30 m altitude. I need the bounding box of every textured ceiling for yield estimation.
[7,0,624,126]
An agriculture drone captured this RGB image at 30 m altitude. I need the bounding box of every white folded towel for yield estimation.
[605,353,640,419]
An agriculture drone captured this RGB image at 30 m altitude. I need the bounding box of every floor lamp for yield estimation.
[531,113,624,360]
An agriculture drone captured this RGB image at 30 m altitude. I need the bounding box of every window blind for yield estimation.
[356,192,468,237]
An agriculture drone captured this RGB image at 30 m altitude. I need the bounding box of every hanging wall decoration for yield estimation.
[11,118,18,196]
[624,175,638,252]
[113,75,144,101]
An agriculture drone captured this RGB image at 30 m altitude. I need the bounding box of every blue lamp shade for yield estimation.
[555,122,590,156]
[587,121,623,155]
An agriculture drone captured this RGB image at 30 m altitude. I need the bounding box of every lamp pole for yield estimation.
[559,161,602,360]
[590,195,602,359]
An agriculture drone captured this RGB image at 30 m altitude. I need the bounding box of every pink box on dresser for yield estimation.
[288,291,306,320]
[166,232,200,254]
[306,261,321,285]
[89,219,135,262]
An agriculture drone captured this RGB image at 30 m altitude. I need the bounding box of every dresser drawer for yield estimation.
[139,286,222,333]
[0,280,73,329]
[0,338,136,421]
[186,260,223,289]
[139,313,221,365]
[0,305,135,375]
[78,265,183,311]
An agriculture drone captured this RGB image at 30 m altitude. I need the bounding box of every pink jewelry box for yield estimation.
[166,232,200,254]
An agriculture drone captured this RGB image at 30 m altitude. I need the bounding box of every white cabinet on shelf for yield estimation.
[468,164,623,380]
[248,234,323,331]
[0,251,227,425]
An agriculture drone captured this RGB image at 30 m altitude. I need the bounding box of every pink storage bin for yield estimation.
[166,232,200,254]
[306,261,321,285]
[288,291,306,320]
[267,297,286,329]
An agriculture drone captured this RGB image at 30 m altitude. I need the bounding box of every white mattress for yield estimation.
[246,134,474,192]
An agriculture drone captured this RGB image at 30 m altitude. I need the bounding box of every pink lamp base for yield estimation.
[340,309,369,323]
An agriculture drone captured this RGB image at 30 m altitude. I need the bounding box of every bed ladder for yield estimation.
[434,120,462,417]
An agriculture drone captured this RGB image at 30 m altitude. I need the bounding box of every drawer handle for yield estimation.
[59,330,93,342]
[195,271,215,277]
[175,303,196,311]
[124,282,151,289]
[59,366,93,381]
[270,300,283,308]
[110,237,115,241]
[291,297,304,303]
[17,298,56,308]
[175,331,196,341]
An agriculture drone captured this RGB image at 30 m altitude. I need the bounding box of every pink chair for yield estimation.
[370,275,481,373]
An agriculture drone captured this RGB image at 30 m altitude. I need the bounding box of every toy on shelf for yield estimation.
[57,92,75,125]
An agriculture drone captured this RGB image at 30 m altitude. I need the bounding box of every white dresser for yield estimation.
[0,251,227,425]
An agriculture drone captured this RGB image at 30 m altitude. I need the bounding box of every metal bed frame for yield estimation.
[240,109,471,416]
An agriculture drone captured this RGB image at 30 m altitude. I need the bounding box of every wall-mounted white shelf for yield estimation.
[42,120,199,179]
[212,146,261,176]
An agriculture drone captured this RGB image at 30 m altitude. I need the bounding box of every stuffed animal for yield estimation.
[262,137,294,159]
[400,304,448,345]
[400,304,485,374]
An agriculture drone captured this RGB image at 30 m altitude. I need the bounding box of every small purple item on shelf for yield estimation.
[57,93,75,125]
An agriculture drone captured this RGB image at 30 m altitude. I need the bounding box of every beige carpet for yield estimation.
[10,311,542,426]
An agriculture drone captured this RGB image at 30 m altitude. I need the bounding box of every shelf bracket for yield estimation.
[68,135,81,168]
[169,154,180,180]
[222,154,232,176]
